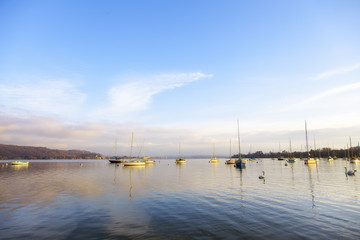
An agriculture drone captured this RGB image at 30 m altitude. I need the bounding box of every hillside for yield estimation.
[0,144,101,160]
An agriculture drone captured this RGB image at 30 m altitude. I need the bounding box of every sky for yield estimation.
[1,0,360,157]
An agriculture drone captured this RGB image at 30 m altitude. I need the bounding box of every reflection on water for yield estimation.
[0,159,359,239]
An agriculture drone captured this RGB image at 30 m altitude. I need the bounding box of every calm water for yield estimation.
[0,159,359,239]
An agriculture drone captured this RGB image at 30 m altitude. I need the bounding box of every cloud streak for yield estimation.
[302,82,360,105]
[310,63,360,80]
[110,72,212,111]
[0,79,86,117]
[93,72,213,118]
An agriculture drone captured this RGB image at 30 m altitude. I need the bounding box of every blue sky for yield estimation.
[1,0,360,156]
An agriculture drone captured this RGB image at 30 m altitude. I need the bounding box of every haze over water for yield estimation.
[1,159,359,239]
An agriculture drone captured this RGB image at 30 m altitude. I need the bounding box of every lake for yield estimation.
[0,158,359,239]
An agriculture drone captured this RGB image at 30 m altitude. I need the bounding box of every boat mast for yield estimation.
[305,121,309,159]
[237,120,241,159]
[314,137,316,158]
[130,132,134,160]
[229,139,232,159]
[349,136,353,158]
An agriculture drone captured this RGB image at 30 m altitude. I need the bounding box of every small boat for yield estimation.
[209,143,219,163]
[209,157,219,163]
[175,143,186,164]
[122,132,145,167]
[109,138,123,163]
[123,160,145,167]
[11,161,29,165]
[145,157,155,164]
[109,158,123,163]
[234,120,246,168]
[226,159,236,164]
[304,121,316,165]
[225,139,235,164]
[176,158,186,164]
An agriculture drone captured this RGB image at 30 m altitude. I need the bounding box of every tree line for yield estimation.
[232,146,360,159]
[0,144,100,160]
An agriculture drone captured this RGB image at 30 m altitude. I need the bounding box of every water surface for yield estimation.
[1,159,359,239]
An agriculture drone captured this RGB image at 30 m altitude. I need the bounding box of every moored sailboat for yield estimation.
[123,133,145,167]
[304,121,316,165]
[235,120,247,168]
[225,139,235,164]
[175,143,186,164]
[209,143,219,163]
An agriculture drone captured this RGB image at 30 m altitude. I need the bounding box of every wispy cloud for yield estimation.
[310,63,360,80]
[95,72,212,117]
[302,82,360,105]
[0,79,86,117]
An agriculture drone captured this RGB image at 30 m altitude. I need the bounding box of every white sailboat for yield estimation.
[288,138,296,162]
[225,139,235,164]
[175,143,186,164]
[209,143,219,163]
[123,132,146,167]
[304,121,316,165]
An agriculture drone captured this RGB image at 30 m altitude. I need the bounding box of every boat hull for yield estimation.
[109,159,123,163]
[234,159,246,168]
[304,158,316,164]
[225,159,235,164]
[123,161,146,166]
[11,161,29,165]
[209,158,219,163]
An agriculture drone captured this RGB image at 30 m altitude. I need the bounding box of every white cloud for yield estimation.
[310,63,360,80]
[302,82,360,105]
[94,72,212,118]
[0,79,86,117]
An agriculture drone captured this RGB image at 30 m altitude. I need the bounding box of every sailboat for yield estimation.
[11,160,29,165]
[175,143,186,164]
[277,142,285,160]
[349,137,359,163]
[288,138,296,162]
[209,143,219,163]
[313,137,320,162]
[235,120,247,168]
[304,121,316,165]
[225,139,235,164]
[109,138,123,163]
[123,133,146,167]
[327,146,334,161]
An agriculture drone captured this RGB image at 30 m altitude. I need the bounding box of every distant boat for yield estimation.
[235,120,247,168]
[278,142,285,160]
[144,157,155,164]
[304,121,316,165]
[225,139,235,164]
[123,132,145,167]
[109,138,123,163]
[288,138,297,162]
[11,160,29,165]
[175,143,186,164]
[209,143,219,163]
[349,137,359,163]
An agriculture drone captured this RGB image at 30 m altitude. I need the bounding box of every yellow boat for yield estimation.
[145,160,155,164]
[11,161,29,165]
[209,157,219,163]
[123,160,146,167]
[225,159,236,164]
[304,158,316,164]
[176,158,186,164]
